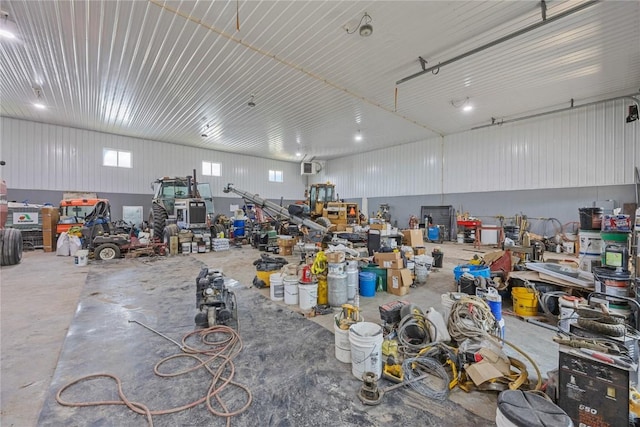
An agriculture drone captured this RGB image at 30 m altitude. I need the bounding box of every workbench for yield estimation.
[457,219,481,243]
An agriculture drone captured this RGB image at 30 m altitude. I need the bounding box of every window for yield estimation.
[103,148,131,168]
[202,161,221,177]
[269,170,283,183]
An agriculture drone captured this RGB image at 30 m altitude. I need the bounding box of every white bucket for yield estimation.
[181,242,191,253]
[603,282,630,297]
[349,322,383,380]
[457,233,464,244]
[328,262,345,274]
[298,282,318,310]
[191,242,198,253]
[283,276,299,305]
[578,230,603,255]
[578,253,600,272]
[74,249,89,266]
[270,273,284,301]
[346,269,358,302]
[334,313,353,363]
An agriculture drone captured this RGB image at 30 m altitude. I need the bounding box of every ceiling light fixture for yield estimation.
[0,12,18,39]
[354,130,363,142]
[346,12,373,37]
[32,84,46,109]
[295,152,302,157]
[451,97,473,112]
[201,123,210,138]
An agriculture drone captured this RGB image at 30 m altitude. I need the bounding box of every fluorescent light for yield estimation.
[354,131,363,142]
[0,15,19,39]
[0,28,15,39]
[295,152,302,157]
[463,105,473,112]
[34,103,46,109]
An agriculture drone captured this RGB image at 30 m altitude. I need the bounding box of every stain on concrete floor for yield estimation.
[37,254,495,426]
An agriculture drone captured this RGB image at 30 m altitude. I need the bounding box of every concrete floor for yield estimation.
[1,240,564,426]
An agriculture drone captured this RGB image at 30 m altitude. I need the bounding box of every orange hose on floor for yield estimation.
[56,325,252,427]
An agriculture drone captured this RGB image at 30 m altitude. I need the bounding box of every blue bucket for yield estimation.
[427,226,440,241]
[359,272,376,297]
[233,219,245,237]
[453,264,491,282]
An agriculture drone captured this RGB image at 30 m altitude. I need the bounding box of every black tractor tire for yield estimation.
[95,243,121,261]
[315,217,332,229]
[151,203,168,240]
[163,224,179,245]
[1,228,23,266]
[194,312,208,328]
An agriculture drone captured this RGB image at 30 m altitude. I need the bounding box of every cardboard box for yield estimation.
[325,251,346,263]
[41,207,59,231]
[277,237,296,247]
[414,246,426,255]
[601,214,631,232]
[374,251,402,269]
[387,268,412,296]
[402,229,424,247]
[278,246,293,256]
[370,223,385,231]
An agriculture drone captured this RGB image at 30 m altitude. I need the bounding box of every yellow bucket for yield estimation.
[511,287,538,316]
[256,270,272,287]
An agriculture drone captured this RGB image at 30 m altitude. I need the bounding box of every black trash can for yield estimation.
[432,250,443,268]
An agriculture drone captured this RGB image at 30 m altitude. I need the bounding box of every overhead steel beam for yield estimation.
[396,0,600,85]
[470,92,640,131]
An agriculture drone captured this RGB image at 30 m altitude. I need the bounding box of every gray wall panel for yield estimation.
[368,184,636,236]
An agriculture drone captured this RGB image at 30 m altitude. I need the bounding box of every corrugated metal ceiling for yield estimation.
[1,0,638,162]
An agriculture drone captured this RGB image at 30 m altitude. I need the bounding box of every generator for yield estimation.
[194,268,238,330]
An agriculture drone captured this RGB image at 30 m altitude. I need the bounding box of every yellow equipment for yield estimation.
[336,304,361,330]
[306,183,360,225]
[383,355,404,383]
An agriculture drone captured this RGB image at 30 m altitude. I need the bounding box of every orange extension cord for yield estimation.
[56,325,252,427]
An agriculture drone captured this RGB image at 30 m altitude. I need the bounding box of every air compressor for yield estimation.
[194,268,238,330]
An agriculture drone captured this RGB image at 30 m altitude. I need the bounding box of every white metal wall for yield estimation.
[313,138,444,199]
[444,99,639,193]
[316,99,639,197]
[0,117,305,199]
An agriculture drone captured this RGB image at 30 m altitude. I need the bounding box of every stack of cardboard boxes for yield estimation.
[373,251,412,296]
[41,207,59,252]
[277,236,297,256]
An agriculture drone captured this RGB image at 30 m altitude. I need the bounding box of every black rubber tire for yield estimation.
[194,312,207,327]
[151,203,168,240]
[95,243,121,260]
[577,317,626,337]
[315,217,332,228]
[1,228,22,266]
[0,230,5,266]
[162,224,179,245]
